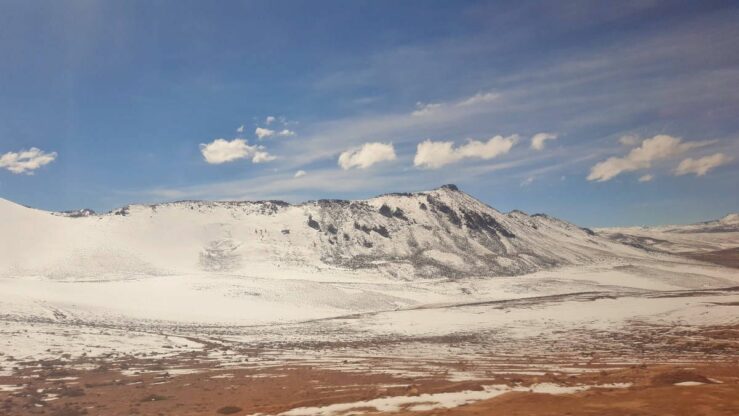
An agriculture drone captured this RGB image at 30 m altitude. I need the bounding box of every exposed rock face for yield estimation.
[301,185,615,278]
[56,208,96,218]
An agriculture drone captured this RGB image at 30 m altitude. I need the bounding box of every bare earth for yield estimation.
[1,322,737,415]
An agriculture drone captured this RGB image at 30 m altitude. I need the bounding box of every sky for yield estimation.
[0,0,738,227]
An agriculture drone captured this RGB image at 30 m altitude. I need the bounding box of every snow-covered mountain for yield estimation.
[597,213,739,254]
[1,185,645,280]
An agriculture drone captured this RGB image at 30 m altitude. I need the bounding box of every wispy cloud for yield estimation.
[255,127,296,140]
[520,176,535,186]
[530,132,557,151]
[411,102,442,117]
[143,167,422,203]
[456,91,500,107]
[412,91,499,117]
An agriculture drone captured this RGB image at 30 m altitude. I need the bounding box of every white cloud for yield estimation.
[674,153,732,176]
[338,142,397,170]
[255,127,295,140]
[411,102,442,117]
[294,170,307,178]
[0,147,58,175]
[530,132,558,151]
[521,176,535,186]
[255,127,275,140]
[265,116,276,125]
[414,135,517,169]
[199,138,275,164]
[456,91,500,107]
[252,150,277,163]
[587,134,706,182]
[200,139,250,164]
[638,174,654,182]
[281,89,513,169]
[236,125,245,133]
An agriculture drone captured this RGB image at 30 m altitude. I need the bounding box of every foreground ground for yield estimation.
[1,345,737,415]
[1,256,738,415]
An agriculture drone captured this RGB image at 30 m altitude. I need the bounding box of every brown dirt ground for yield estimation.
[388,365,739,416]
[1,360,738,416]
[1,322,737,415]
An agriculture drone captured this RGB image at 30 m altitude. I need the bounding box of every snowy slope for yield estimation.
[597,212,739,253]
[2,187,738,334]
[1,185,649,281]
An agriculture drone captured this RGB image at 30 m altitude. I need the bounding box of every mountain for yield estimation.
[596,213,739,255]
[0,185,645,280]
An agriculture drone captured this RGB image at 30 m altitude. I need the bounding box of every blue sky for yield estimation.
[1,0,738,227]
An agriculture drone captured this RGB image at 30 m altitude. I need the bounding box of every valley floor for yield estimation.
[1,257,738,415]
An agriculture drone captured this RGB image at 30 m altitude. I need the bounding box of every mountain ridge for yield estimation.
[1,185,648,280]
[596,210,739,255]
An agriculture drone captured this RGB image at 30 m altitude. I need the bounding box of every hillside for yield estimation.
[0,185,646,281]
[597,212,739,255]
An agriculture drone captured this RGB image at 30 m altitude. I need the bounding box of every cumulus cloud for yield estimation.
[414,135,517,169]
[587,134,706,182]
[236,125,245,133]
[638,174,654,182]
[200,139,250,164]
[265,116,276,125]
[674,153,732,176]
[294,170,307,178]
[0,147,58,174]
[456,91,500,107]
[530,132,558,151]
[338,142,397,170]
[199,138,275,164]
[255,127,295,140]
[255,127,275,140]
